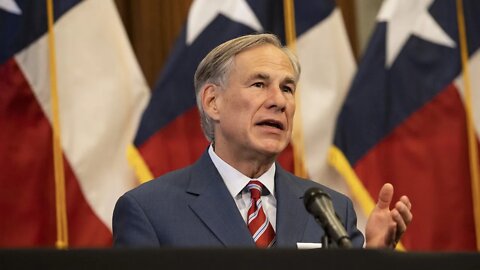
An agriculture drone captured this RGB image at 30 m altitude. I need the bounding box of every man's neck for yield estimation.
[212,144,276,179]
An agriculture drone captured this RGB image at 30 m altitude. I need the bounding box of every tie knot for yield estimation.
[247,180,264,200]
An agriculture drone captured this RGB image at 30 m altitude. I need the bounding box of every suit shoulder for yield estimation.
[123,165,193,199]
[280,169,352,204]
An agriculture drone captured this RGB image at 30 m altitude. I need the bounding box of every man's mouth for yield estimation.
[256,119,285,130]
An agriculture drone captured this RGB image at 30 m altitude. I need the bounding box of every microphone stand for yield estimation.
[321,233,352,249]
[321,235,329,249]
[304,187,353,249]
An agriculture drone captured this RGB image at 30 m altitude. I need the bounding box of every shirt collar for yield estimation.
[208,145,275,197]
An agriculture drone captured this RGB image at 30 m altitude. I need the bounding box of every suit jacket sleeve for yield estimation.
[112,193,160,247]
[344,196,364,247]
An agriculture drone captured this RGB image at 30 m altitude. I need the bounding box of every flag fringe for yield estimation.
[127,144,154,184]
[328,146,405,251]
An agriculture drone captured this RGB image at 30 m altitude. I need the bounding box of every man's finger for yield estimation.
[376,183,394,210]
[391,209,406,242]
[396,200,413,226]
[400,195,412,210]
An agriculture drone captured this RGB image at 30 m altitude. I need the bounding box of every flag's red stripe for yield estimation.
[355,84,476,251]
[139,107,209,177]
[0,59,111,247]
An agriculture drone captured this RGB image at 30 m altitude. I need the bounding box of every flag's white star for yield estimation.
[0,0,22,15]
[186,0,262,45]
[378,0,455,67]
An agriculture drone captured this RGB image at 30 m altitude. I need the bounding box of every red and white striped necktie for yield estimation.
[247,180,276,248]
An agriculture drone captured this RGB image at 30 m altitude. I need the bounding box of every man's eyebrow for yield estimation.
[247,73,296,84]
[283,77,297,86]
[247,73,270,81]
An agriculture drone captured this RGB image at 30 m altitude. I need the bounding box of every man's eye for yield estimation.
[282,86,294,93]
[252,82,264,88]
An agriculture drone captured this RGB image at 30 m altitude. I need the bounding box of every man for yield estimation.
[113,33,412,248]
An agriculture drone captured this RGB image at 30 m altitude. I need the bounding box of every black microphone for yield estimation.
[304,187,353,248]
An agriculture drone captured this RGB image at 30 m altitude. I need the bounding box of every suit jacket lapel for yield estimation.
[274,165,311,247]
[186,151,255,247]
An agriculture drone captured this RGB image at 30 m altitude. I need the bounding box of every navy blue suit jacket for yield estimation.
[113,151,364,247]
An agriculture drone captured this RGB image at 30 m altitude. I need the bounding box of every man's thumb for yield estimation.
[376,183,394,210]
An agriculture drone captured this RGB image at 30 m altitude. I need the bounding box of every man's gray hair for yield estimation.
[194,33,301,142]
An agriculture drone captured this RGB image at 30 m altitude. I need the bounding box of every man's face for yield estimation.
[212,44,296,161]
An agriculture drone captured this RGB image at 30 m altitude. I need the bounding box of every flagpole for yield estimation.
[283,0,308,178]
[456,0,480,250]
[46,0,69,249]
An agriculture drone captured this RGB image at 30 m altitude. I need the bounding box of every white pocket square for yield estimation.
[296,242,323,249]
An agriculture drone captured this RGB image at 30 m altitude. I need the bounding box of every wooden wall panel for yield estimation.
[115,0,192,87]
[336,0,358,57]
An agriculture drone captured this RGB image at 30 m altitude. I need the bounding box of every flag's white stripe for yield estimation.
[15,0,150,230]
[296,8,367,233]
[454,48,480,137]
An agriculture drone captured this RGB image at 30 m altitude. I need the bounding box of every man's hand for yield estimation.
[365,183,412,248]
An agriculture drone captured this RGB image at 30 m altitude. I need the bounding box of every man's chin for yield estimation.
[256,141,289,156]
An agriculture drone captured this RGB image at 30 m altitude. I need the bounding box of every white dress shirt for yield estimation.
[208,145,277,230]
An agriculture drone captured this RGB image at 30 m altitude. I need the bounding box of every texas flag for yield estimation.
[333,0,480,250]
[0,0,149,246]
[133,0,360,226]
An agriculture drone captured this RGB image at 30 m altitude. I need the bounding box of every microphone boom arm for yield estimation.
[304,187,353,248]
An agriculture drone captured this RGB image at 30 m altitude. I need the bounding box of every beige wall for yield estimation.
[115,0,193,87]
[354,0,383,57]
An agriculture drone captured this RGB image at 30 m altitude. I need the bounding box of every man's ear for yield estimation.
[201,84,220,121]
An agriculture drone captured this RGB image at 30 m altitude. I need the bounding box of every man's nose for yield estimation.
[266,86,287,112]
